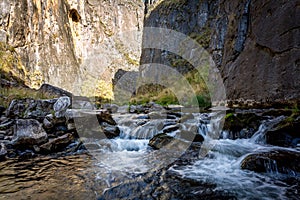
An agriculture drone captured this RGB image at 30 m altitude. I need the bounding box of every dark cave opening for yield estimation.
[69,9,81,22]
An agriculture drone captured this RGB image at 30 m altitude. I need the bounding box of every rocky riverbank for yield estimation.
[0,95,120,160]
[0,96,299,199]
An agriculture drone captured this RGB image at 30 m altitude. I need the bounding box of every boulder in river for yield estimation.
[12,119,48,147]
[265,113,300,147]
[102,122,120,139]
[241,149,300,175]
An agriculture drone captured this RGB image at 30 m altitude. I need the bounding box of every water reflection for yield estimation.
[0,154,96,200]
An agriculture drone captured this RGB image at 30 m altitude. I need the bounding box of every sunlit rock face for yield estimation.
[0,0,144,98]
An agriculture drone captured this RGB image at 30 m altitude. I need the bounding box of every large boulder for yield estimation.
[265,113,300,147]
[241,149,300,174]
[12,119,48,147]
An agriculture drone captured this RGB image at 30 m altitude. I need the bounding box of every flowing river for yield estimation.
[0,111,299,199]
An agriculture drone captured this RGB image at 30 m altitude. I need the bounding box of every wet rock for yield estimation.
[135,114,149,119]
[148,133,190,151]
[18,149,35,160]
[0,143,7,160]
[40,133,74,153]
[265,113,300,147]
[102,123,120,139]
[96,111,117,126]
[177,130,204,143]
[12,119,48,147]
[100,166,236,200]
[149,133,175,150]
[130,120,164,139]
[222,112,262,139]
[179,113,194,123]
[163,125,180,134]
[241,149,300,175]
[54,96,71,118]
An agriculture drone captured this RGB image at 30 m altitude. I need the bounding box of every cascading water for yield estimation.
[0,111,298,199]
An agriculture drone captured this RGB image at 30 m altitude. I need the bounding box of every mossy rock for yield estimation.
[223,112,262,139]
[265,112,300,147]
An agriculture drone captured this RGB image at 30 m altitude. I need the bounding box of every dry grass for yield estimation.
[0,86,56,108]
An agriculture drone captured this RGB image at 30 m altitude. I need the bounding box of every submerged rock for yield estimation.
[12,119,48,147]
[241,149,300,175]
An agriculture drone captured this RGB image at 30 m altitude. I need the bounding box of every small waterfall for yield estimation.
[250,116,286,144]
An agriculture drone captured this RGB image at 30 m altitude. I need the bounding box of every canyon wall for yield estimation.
[141,0,300,107]
[0,0,144,98]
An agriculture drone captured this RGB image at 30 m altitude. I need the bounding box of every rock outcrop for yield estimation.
[0,0,144,98]
[140,0,300,107]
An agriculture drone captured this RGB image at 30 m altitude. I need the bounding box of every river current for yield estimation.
[0,111,298,199]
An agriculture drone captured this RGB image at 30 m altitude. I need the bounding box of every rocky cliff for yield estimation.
[140,0,300,107]
[0,0,144,98]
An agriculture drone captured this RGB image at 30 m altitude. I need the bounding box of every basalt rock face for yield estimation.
[141,0,300,107]
[0,0,144,97]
